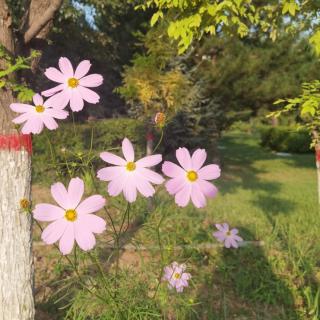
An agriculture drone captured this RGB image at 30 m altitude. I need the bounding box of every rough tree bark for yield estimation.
[0,1,62,319]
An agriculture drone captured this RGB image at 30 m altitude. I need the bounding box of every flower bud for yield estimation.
[20,198,30,211]
[154,112,166,128]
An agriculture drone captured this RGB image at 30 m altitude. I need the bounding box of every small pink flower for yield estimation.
[10,93,68,134]
[33,177,106,255]
[162,262,191,293]
[213,223,243,248]
[42,57,103,112]
[97,137,164,202]
[162,148,220,208]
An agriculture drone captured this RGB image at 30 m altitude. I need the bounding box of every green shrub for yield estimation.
[259,126,312,153]
[32,118,146,185]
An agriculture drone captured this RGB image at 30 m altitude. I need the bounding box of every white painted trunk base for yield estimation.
[0,150,34,319]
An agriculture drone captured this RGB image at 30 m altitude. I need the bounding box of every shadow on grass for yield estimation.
[206,132,317,319]
[283,154,315,170]
[218,134,280,194]
[251,195,296,227]
[195,228,300,320]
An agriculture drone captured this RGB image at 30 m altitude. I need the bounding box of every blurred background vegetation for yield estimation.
[8,0,313,159]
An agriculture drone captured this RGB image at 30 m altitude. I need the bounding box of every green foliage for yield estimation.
[118,58,194,118]
[164,95,224,152]
[117,26,195,119]
[118,24,226,149]
[32,118,145,185]
[0,47,39,102]
[194,35,320,115]
[310,30,320,56]
[6,0,26,28]
[64,269,162,319]
[138,0,320,54]
[270,80,320,145]
[137,0,260,53]
[259,126,312,153]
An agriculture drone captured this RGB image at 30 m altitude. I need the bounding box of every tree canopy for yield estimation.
[137,0,320,54]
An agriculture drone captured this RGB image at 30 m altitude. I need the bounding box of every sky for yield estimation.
[72,0,97,29]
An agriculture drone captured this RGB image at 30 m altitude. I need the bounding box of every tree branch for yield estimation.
[23,0,63,44]
[0,1,15,54]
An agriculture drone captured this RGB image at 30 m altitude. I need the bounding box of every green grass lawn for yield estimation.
[190,131,320,319]
[34,130,320,320]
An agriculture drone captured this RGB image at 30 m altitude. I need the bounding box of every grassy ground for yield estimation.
[33,130,320,320]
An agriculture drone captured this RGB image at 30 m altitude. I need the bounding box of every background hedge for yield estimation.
[259,126,312,153]
[32,118,147,185]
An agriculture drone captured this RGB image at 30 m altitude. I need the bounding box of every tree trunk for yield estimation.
[0,2,34,318]
[271,116,279,127]
[0,1,62,318]
[146,131,154,156]
[0,74,34,320]
[0,138,33,320]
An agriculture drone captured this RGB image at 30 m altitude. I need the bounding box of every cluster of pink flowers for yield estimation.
[10,57,244,294]
[97,139,221,209]
[10,57,103,134]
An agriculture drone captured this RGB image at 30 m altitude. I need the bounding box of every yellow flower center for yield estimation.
[226,231,231,236]
[65,209,77,222]
[187,170,198,182]
[174,272,181,279]
[68,77,79,88]
[35,105,45,113]
[126,161,136,171]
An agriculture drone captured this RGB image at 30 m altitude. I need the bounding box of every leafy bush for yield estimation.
[32,118,146,185]
[259,126,312,153]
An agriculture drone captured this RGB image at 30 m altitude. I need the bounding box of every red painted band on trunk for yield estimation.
[316,149,320,162]
[0,134,32,154]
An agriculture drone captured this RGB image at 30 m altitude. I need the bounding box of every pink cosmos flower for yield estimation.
[42,57,103,112]
[162,148,220,208]
[33,177,106,255]
[213,223,243,248]
[97,137,164,202]
[162,262,191,293]
[10,93,68,134]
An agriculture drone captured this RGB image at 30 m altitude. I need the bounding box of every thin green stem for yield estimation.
[114,203,131,294]
[88,164,119,239]
[86,251,119,304]
[63,152,73,179]
[33,220,107,303]
[44,130,64,179]
[71,111,77,138]
[152,213,166,299]
[153,129,164,154]
[118,203,130,236]
[89,126,94,155]
[74,244,78,271]
[44,131,56,168]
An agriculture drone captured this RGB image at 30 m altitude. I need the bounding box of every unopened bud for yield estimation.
[154,112,166,128]
[20,198,30,211]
